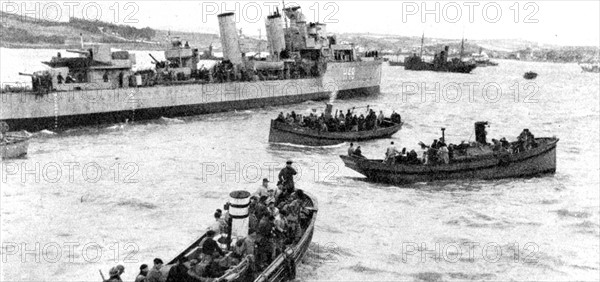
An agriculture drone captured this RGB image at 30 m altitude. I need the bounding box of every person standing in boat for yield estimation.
[353,146,365,158]
[209,210,226,234]
[134,264,149,282]
[254,178,270,198]
[517,129,530,152]
[256,215,275,268]
[278,161,297,193]
[385,142,399,163]
[105,267,122,282]
[438,143,450,164]
[146,258,164,282]
[391,111,401,124]
[348,143,355,156]
[377,111,385,127]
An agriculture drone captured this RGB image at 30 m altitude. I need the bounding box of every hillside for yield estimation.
[1,11,597,63]
[0,11,222,51]
[336,33,599,63]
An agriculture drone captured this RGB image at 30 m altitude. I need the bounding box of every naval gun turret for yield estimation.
[149,53,166,68]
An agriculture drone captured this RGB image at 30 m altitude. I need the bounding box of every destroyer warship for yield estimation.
[0,7,382,131]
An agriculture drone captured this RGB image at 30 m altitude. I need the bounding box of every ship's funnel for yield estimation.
[297,21,307,48]
[229,190,251,239]
[218,12,243,65]
[266,13,285,59]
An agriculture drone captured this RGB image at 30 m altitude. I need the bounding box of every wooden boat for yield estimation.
[269,119,403,146]
[162,191,318,282]
[524,71,538,79]
[1,134,29,159]
[341,137,558,184]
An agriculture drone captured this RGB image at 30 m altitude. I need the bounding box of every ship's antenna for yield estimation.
[460,28,465,59]
[282,0,288,29]
[420,32,424,57]
[257,28,262,57]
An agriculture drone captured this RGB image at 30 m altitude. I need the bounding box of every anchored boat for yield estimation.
[159,190,318,282]
[341,122,558,184]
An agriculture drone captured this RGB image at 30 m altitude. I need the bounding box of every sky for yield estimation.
[1,1,599,46]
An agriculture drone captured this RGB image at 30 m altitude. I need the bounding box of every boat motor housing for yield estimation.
[229,190,251,239]
[475,121,489,144]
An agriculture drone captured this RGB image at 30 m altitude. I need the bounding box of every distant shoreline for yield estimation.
[0,42,170,51]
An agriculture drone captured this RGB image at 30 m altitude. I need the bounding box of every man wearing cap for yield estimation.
[105,267,121,282]
[146,258,164,282]
[253,178,270,198]
[278,161,297,193]
[135,264,149,282]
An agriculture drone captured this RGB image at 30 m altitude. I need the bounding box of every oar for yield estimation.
[99,269,106,281]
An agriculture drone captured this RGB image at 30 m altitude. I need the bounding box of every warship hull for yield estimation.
[1,61,382,131]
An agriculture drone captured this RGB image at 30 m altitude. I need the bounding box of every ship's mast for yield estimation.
[419,32,424,57]
[257,28,262,56]
[460,37,465,59]
[282,0,288,28]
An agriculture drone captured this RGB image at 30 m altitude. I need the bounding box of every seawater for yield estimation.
[1,49,599,281]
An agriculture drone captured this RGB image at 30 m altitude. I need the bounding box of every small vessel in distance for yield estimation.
[404,36,477,74]
[524,71,538,79]
[340,122,558,184]
[269,104,403,146]
[0,122,29,159]
[388,60,405,67]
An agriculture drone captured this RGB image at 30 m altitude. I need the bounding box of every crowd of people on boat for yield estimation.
[275,106,402,133]
[103,161,310,282]
[348,128,538,166]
